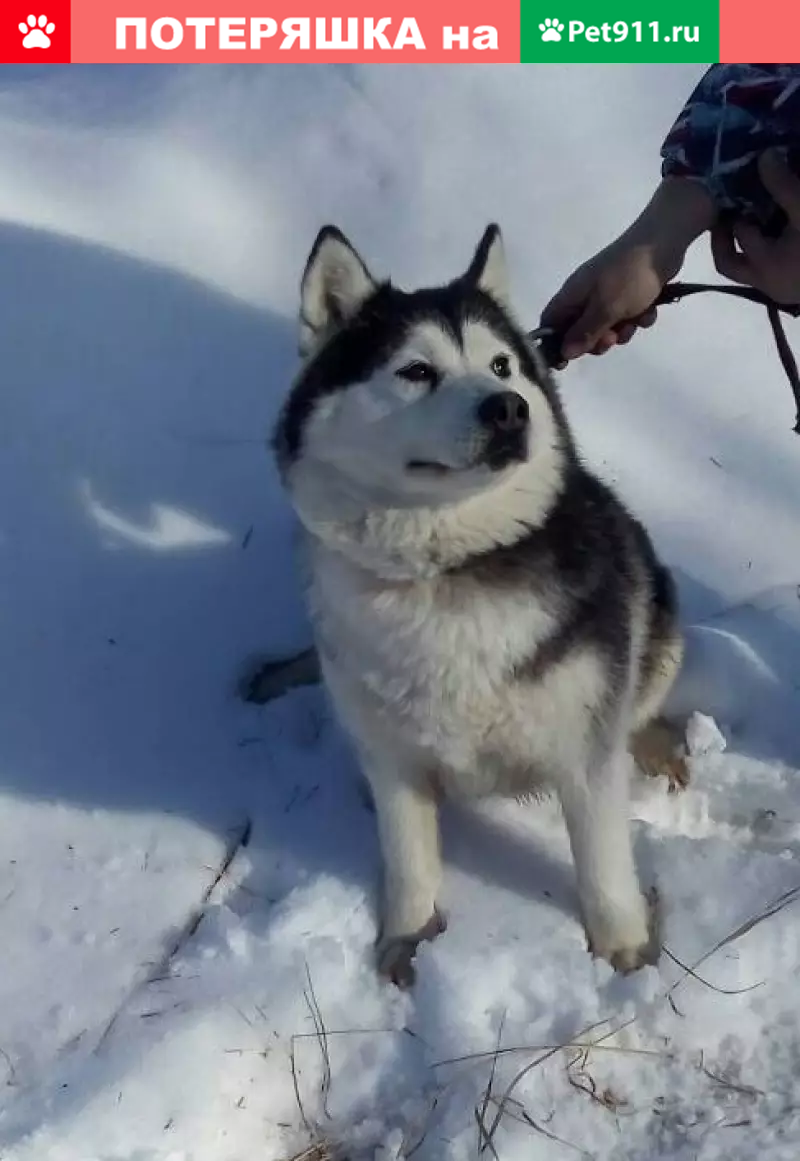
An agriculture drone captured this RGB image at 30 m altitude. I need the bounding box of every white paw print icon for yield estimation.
[19,14,55,49]
[539,17,565,41]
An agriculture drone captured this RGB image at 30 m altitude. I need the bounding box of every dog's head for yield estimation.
[273,225,570,519]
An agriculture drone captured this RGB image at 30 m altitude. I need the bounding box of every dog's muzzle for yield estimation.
[475,390,530,470]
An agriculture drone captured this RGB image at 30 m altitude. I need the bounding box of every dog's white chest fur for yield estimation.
[309,543,603,797]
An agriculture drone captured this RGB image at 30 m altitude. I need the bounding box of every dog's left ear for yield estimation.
[465,224,509,304]
[299,226,377,358]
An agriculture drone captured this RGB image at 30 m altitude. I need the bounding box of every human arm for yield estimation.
[539,175,715,362]
[541,65,800,362]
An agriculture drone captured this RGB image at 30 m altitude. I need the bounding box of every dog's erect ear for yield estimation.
[299,226,376,358]
[464,224,509,304]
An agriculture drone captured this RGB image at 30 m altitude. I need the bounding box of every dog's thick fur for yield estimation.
[271,224,684,985]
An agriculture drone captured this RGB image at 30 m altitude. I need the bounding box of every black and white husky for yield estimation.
[271,224,684,986]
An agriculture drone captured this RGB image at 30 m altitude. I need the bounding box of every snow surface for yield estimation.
[2,63,800,1161]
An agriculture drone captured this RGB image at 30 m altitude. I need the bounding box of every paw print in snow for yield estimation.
[539,18,565,41]
[19,15,55,49]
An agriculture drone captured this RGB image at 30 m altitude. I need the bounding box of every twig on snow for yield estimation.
[662,946,764,997]
[160,818,253,966]
[93,819,252,1055]
[475,1009,506,1155]
[664,879,800,1003]
[0,1045,17,1086]
[302,960,332,1120]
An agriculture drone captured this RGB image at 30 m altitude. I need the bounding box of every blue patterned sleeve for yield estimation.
[660,64,800,235]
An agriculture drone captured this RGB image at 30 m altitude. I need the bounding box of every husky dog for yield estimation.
[271,224,684,986]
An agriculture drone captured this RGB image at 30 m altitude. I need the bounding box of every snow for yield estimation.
[1,62,800,1160]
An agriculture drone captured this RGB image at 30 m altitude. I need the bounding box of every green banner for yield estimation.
[521,0,719,62]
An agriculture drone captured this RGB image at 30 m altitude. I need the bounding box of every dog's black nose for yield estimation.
[476,391,529,432]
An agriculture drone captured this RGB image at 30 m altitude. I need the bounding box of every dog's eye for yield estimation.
[396,361,440,389]
[491,355,511,380]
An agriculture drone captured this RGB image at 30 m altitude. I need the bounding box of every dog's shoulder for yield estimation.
[437,461,660,685]
[445,461,632,589]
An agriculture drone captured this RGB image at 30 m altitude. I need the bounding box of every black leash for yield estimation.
[529,281,800,434]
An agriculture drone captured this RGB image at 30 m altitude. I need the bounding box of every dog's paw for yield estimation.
[237,647,321,705]
[376,909,447,988]
[606,938,658,975]
[586,890,660,975]
[631,719,689,794]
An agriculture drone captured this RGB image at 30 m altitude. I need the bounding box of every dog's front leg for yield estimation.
[369,772,445,987]
[558,754,657,974]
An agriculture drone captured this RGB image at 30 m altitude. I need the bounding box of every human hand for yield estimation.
[540,238,662,365]
[541,178,716,365]
[711,149,800,306]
